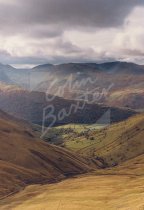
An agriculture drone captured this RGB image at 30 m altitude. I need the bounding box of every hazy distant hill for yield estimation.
[0,63,30,88]
[0,64,14,84]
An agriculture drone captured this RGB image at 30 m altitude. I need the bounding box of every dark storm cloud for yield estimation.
[24,0,143,27]
[0,0,143,37]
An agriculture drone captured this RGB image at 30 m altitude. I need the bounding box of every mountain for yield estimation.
[0,61,144,110]
[0,110,92,199]
[33,61,144,74]
[31,61,144,110]
[0,84,136,126]
[99,61,144,74]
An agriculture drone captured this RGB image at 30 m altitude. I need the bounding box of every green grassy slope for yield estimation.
[42,114,144,167]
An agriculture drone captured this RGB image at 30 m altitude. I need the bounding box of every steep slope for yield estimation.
[88,114,144,166]
[0,111,91,199]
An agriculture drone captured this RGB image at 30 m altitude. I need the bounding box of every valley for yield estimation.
[37,114,144,167]
[1,0,144,209]
[0,111,144,209]
[0,61,143,210]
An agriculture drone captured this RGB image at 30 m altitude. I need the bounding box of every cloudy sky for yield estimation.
[0,0,144,67]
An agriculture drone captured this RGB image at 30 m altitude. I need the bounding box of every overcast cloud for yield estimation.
[0,0,144,66]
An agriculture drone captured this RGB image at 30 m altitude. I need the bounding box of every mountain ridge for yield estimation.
[0,61,143,110]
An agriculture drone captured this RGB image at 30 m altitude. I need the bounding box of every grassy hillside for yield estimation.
[43,114,144,167]
[0,112,144,209]
[1,176,143,210]
[79,114,144,167]
[0,110,92,199]
[1,155,144,210]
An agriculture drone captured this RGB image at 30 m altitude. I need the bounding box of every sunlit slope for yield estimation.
[107,87,144,110]
[0,111,91,199]
[2,153,144,210]
[1,168,144,210]
[62,114,144,166]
